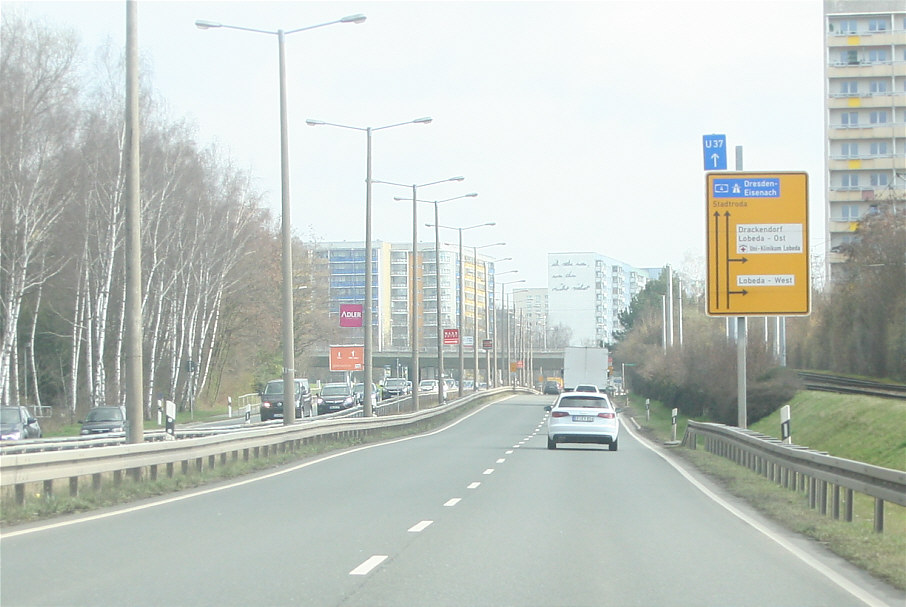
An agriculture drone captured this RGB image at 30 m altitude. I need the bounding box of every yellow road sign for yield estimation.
[706,172,810,316]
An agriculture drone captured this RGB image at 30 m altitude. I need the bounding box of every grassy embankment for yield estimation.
[625,390,906,591]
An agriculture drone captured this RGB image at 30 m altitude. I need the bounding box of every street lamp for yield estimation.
[431,222,496,397]
[307,118,433,417]
[470,243,505,391]
[196,13,365,426]
[374,176,464,411]
[498,278,525,387]
[398,193,478,402]
[491,269,517,387]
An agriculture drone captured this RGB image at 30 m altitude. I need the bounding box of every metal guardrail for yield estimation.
[0,388,521,506]
[682,420,906,533]
[798,372,906,400]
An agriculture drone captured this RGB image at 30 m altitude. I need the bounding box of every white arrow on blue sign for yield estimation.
[703,134,727,170]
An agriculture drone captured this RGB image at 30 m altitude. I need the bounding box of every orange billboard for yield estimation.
[329,345,364,372]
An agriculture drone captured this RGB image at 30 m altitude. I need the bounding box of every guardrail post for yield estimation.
[844,488,854,522]
[874,498,884,533]
[818,480,828,515]
[832,485,840,520]
[15,483,24,505]
[92,473,101,492]
[69,477,78,497]
[43,479,53,500]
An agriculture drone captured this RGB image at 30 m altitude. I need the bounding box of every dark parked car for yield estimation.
[259,378,312,421]
[0,406,42,440]
[317,383,356,414]
[543,381,562,395]
[382,378,411,398]
[79,406,126,435]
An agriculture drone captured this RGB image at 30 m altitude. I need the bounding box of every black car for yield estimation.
[0,406,42,440]
[79,406,126,435]
[542,381,562,395]
[317,383,356,415]
[259,378,312,421]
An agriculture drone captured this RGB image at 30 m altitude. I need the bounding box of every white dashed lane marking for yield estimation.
[408,520,433,533]
[468,482,481,489]
[444,498,461,507]
[350,555,388,575]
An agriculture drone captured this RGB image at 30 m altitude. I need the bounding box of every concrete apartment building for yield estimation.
[824,1,905,282]
[547,252,648,347]
[315,241,498,355]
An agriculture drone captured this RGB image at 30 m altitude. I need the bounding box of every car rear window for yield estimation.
[559,396,610,408]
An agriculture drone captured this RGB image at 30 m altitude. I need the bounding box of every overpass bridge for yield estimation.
[302,349,567,386]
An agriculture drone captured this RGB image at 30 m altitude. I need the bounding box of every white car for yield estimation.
[418,379,439,392]
[546,391,619,451]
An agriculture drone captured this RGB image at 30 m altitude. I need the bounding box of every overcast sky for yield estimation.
[7,0,826,287]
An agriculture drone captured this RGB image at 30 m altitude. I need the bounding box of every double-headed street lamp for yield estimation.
[470,243,505,390]
[497,278,525,387]
[396,194,477,401]
[307,118,433,417]
[196,13,366,426]
[431,222,496,398]
[491,269,517,387]
[374,176,465,411]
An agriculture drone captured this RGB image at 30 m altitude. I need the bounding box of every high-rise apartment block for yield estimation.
[824,1,905,282]
[315,241,498,353]
[547,252,649,347]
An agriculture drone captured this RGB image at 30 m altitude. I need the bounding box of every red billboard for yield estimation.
[443,328,459,345]
[330,345,364,371]
[339,304,363,327]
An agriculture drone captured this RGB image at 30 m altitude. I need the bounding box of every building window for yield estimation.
[869,80,888,94]
[869,111,888,124]
[868,19,887,32]
[870,173,889,187]
[840,205,859,221]
[839,80,858,95]
[831,19,857,34]
[867,49,888,63]
[841,142,859,157]
[841,173,859,189]
[841,111,858,126]
[870,142,888,156]
[841,49,859,65]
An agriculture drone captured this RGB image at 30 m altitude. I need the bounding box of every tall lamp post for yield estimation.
[498,278,525,386]
[398,194,478,401]
[306,117,433,417]
[491,269,517,387]
[431,223,496,397]
[470,243,505,391]
[374,176,465,411]
[196,13,366,426]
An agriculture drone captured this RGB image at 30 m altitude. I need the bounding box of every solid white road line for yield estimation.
[622,421,892,607]
[350,555,388,575]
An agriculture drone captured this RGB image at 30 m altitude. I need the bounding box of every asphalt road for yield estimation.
[1,394,902,607]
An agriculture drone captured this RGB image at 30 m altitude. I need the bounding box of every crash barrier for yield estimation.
[682,421,906,533]
[1,388,523,506]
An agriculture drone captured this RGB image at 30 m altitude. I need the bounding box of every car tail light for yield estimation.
[598,412,615,419]
[551,411,570,418]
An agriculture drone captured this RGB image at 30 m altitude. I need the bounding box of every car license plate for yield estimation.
[573,415,594,422]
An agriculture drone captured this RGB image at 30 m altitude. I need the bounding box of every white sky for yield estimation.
[6,0,827,287]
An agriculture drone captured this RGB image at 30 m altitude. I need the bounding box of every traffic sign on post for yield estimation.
[706,172,810,316]
[703,134,727,170]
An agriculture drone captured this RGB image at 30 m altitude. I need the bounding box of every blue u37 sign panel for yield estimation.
[703,134,727,170]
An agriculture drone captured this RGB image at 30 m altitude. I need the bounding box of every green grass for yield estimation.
[624,391,906,591]
[750,391,906,471]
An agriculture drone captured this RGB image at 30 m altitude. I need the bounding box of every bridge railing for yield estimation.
[682,420,906,533]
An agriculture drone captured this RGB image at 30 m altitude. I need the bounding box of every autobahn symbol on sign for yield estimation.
[706,172,810,316]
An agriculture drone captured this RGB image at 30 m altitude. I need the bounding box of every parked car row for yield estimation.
[0,406,42,440]
[259,378,312,421]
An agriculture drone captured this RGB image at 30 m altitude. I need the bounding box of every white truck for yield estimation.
[562,346,609,391]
